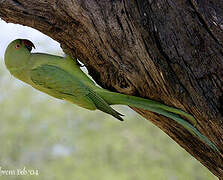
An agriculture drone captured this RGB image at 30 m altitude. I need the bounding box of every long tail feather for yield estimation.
[97,89,219,151]
[150,108,219,152]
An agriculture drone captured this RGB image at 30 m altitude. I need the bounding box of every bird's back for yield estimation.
[29,53,96,87]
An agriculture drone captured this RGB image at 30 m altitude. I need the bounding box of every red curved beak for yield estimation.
[21,39,35,51]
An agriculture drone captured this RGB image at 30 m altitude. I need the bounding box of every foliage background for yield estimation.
[0,20,216,180]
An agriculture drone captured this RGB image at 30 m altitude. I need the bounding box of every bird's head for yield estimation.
[4,39,35,72]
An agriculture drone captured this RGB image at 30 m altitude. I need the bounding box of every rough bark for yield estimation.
[0,0,222,178]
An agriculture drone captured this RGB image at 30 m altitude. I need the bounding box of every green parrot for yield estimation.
[4,39,218,151]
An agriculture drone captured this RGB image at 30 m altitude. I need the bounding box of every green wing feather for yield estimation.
[30,65,123,120]
[31,65,86,95]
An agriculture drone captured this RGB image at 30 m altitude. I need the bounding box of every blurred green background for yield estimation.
[0,60,216,180]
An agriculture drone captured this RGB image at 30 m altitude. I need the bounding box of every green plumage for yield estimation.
[4,39,219,151]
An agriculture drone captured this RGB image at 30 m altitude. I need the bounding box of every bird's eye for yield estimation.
[15,44,21,49]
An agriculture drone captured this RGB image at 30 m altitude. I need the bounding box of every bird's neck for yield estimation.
[9,66,30,83]
[5,51,31,83]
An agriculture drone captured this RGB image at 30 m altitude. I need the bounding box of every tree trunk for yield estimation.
[0,0,222,178]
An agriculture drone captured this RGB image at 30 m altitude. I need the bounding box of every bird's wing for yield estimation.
[30,64,97,110]
[86,90,124,121]
[31,64,88,96]
[30,64,123,120]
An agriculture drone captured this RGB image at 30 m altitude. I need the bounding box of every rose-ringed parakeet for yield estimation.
[4,39,219,151]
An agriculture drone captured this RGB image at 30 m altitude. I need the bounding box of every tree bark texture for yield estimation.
[0,0,222,178]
